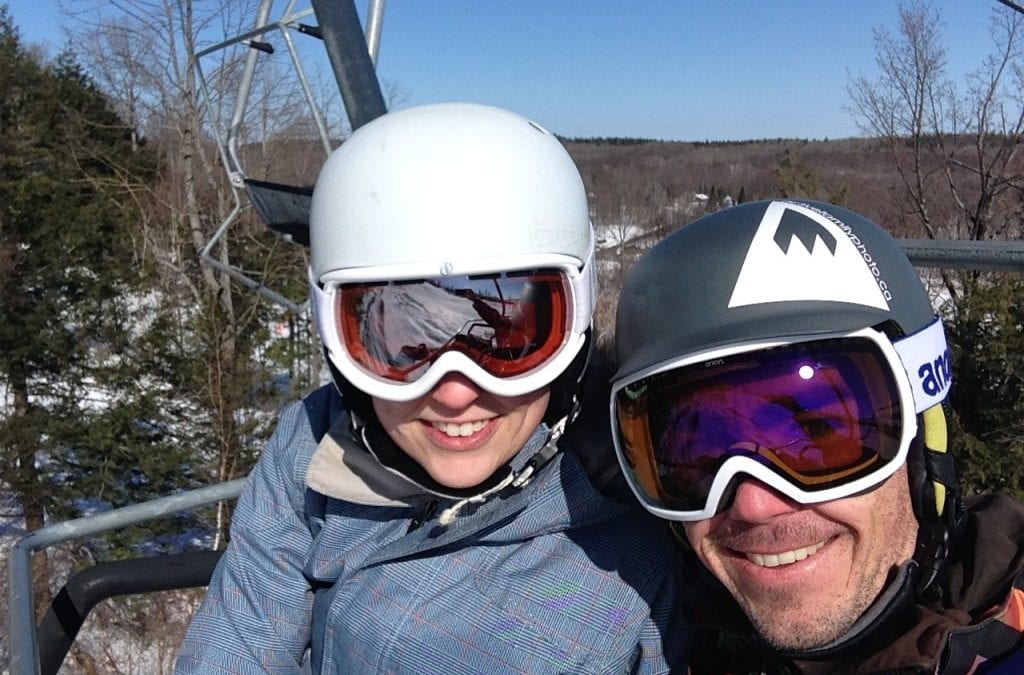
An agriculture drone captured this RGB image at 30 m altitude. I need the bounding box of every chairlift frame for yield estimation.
[192,0,387,314]
[7,1,387,672]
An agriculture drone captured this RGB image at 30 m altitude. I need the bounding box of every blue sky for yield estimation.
[6,1,1005,141]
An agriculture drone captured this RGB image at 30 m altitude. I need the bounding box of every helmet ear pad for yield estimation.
[907,402,958,525]
[542,329,592,428]
[907,401,960,599]
[325,346,375,427]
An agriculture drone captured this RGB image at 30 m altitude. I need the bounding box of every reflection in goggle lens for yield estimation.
[616,338,904,512]
[339,270,570,383]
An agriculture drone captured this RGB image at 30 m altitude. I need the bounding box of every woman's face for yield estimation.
[372,374,550,488]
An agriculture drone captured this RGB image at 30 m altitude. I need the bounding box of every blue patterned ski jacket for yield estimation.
[176,385,690,673]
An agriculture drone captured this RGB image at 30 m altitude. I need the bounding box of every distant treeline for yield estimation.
[560,136,662,146]
[688,137,834,147]
[560,136,853,147]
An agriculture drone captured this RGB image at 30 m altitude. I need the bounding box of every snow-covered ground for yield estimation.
[595,222,645,251]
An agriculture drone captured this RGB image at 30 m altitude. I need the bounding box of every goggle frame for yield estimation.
[312,253,594,402]
[611,319,950,522]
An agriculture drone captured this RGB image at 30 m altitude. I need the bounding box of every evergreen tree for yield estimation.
[0,7,184,611]
[774,149,820,199]
[774,149,850,205]
[945,273,1024,502]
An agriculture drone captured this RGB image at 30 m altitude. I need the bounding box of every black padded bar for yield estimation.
[36,550,223,675]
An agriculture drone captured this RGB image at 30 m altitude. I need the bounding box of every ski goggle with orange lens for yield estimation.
[314,267,590,401]
[611,322,950,522]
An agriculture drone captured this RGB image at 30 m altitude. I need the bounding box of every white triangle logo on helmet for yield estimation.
[728,201,891,310]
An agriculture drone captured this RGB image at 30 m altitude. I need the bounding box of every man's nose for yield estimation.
[726,477,802,523]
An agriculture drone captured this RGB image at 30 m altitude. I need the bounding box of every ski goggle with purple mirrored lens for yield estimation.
[611,327,929,522]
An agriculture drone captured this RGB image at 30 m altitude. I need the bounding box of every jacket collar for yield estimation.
[306,416,549,507]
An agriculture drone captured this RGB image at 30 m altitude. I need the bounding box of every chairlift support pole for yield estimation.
[311,0,388,131]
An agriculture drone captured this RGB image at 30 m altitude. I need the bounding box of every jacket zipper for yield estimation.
[407,500,438,532]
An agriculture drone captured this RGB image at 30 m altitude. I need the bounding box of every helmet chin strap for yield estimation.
[436,415,569,526]
[355,410,570,526]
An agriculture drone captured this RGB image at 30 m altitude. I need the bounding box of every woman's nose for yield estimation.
[427,372,483,411]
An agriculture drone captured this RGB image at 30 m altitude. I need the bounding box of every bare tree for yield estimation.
[65,0,322,548]
[847,1,1024,302]
[849,2,1024,503]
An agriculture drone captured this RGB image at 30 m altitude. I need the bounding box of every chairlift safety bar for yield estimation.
[7,480,246,675]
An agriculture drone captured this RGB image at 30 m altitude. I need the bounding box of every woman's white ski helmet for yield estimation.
[309,103,596,407]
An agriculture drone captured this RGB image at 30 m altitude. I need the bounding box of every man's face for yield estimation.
[373,374,550,489]
[682,466,918,651]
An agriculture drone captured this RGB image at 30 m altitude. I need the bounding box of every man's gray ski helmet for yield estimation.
[614,199,937,383]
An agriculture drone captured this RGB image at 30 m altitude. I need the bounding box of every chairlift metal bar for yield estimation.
[225,0,276,181]
[194,1,319,185]
[8,479,246,675]
[277,11,334,154]
[197,198,309,314]
[194,0,388,313]
[192,5,317,60]
[901,239,1024,271]
[365,0,387,65]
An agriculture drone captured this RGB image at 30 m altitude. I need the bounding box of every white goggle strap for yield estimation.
[892,317,952,414]
[569,225,597,333]
[308,266,337,351]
